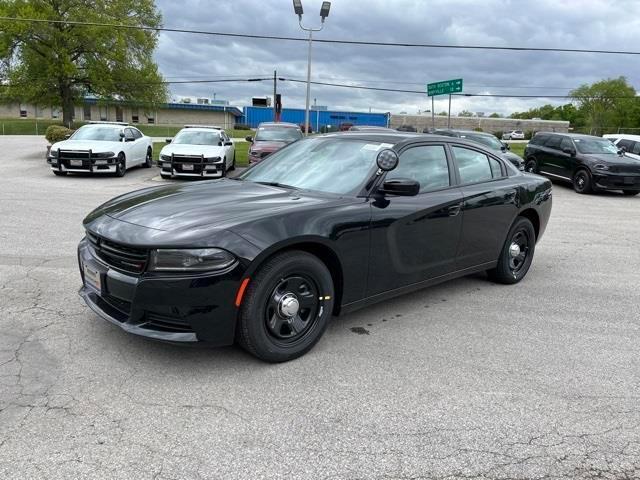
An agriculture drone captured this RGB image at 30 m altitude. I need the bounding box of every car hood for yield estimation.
[502,151,525,164]
[50,139,122,153]
[250,140,290,152]
[84,179,352,237]
[586,153,640,166]
[160,144,226,158]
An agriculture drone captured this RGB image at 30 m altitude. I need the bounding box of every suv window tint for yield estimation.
[560,138,574,151]
[529,134,549,146]
[545,135,562,149]
[386,145,450,192]
[617,139,634,151]
[453,146,494,184]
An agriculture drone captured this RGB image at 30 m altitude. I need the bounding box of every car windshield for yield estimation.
[255,127,303,142]
[71,126,122,142]
[574,138,619,155]
[172,130,221,145]
[239,137,386,195]
[462,133,503,150]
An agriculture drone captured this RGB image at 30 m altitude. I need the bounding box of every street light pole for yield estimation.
[294,0,330,136]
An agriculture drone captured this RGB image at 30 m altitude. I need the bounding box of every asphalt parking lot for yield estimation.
[1,135,639,479]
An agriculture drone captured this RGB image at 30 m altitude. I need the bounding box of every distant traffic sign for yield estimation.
[427,79,463,96]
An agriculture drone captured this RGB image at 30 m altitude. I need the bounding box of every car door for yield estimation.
[555,137,579,176]
[122,128,137,166]
[537,135,567,178]
[131,128,147,165]
[366,143,464,296]
[451,145,519,270]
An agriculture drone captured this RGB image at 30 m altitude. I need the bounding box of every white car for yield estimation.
[607,134,640,161]
[503,130,525,140]
[47,122,153,177]
[158,126,235,179]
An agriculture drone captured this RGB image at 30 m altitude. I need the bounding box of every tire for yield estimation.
[143,148,153,168]
[623,190,639,196]
[487,217,536,285]
[572,169,592,194]
[525,158,538,173]
[228,152,236,171]
[221,158,227,177]
[115,153,126,177]
[236,251,334,362]
[53,170,67,176]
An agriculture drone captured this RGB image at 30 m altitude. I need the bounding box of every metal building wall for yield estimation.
[241,106,389,129]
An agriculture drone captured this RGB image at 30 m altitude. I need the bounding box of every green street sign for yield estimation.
[427,78,463,96]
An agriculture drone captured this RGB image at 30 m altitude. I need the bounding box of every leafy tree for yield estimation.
[458,109,474,117]
[489,112,501,118]
[437,111,448,116]
[570,77,636,134]
[0,0,167,125]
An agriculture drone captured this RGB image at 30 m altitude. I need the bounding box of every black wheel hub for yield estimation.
[575,172,587,190]
[265,275,319,341]
[508,230,530,275]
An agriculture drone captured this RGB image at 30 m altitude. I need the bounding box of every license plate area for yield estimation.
[182,164,194,171]
[70,159,83,167]
[84,263,102,292]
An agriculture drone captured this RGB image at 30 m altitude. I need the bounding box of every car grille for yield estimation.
[143,312,194,334]
[610,165,640,175]
[59,150,92,170]
[87,232,148,274]
[60,150,91,160]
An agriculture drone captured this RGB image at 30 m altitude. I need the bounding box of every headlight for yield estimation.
[594,164,610,171]
[94,151,115,158]
[206,156,222,163]
[160,154,171,161]
[50,149,59,158]
[149,248,236,272]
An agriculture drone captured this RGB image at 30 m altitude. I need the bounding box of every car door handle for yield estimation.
[448,203,462,216]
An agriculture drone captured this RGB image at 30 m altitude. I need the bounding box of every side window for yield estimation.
[453,146,494,184]
[124,128,134,140]
[386,145,450,193]
[489,157,503,178]
[132,128,143,139]
[530,134,549,146]
[618,139,634,151]
[545,136,562,150]
[631,142,640,155]
[560,138,574,151]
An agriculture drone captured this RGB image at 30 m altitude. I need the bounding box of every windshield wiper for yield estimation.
[254,181,299,190]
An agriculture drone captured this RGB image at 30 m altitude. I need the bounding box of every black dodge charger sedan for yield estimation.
[79,132,552,362]
[524,132,640,195]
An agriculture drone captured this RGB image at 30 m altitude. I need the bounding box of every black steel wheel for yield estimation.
[525,158,538,173]
[487,217,536,285]
[115,153,126,177]
[143,148,153,168]
[237,251,334,362]
[573,169,592,194]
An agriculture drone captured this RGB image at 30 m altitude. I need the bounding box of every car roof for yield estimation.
[258,122,300,128]
[179,126,222,133]
[317,131,502,149]
[81,123,125,129]
[435,129,495,137]
[540,132,605,140]
[605,133,640,141]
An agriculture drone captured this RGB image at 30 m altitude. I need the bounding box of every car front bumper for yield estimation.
[77,238,243,345]
[593,172,640,191]
[159,161,225,178]
[48,156,118,174]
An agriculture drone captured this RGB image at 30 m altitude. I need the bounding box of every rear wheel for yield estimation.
[487,217,536,285]
[573,169,592,194]
[236,251,334,362]
[228,152,236,171]
[143,148,153,168]
[114,153,126,177]
[525,158,538,173]
[623,190,639,196]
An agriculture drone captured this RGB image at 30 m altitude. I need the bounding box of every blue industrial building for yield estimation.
[241,106,390,130]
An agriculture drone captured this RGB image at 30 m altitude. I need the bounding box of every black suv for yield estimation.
[524,132,640,195]
[428,129,525,171]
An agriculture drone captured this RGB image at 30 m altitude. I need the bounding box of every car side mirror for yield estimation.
[562,147,575,156]
[224,141,233,146]
[381,179,420,196]
[246,136,253,143]
[165,138,172,144]
[218,141,223,146]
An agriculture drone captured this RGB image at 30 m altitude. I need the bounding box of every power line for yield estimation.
[2,16,640,56]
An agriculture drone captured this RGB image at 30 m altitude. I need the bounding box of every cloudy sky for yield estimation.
[153,0,640,116]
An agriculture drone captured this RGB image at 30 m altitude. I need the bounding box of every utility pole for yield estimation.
[273,70,277,123]
[447,94,452,129]
[431,96,435,129]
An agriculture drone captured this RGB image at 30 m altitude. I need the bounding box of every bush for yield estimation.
[524,130,535,140]
[45,125,74,144]
[233,123,251,130]
[473,127,483,132]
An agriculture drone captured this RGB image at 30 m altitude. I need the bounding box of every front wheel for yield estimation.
[573,169,592,194]
[623,190,639,196]
[487,217,536,285]
[115,153,126,177]
[236,251,334,362]
[228,152,236,171]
